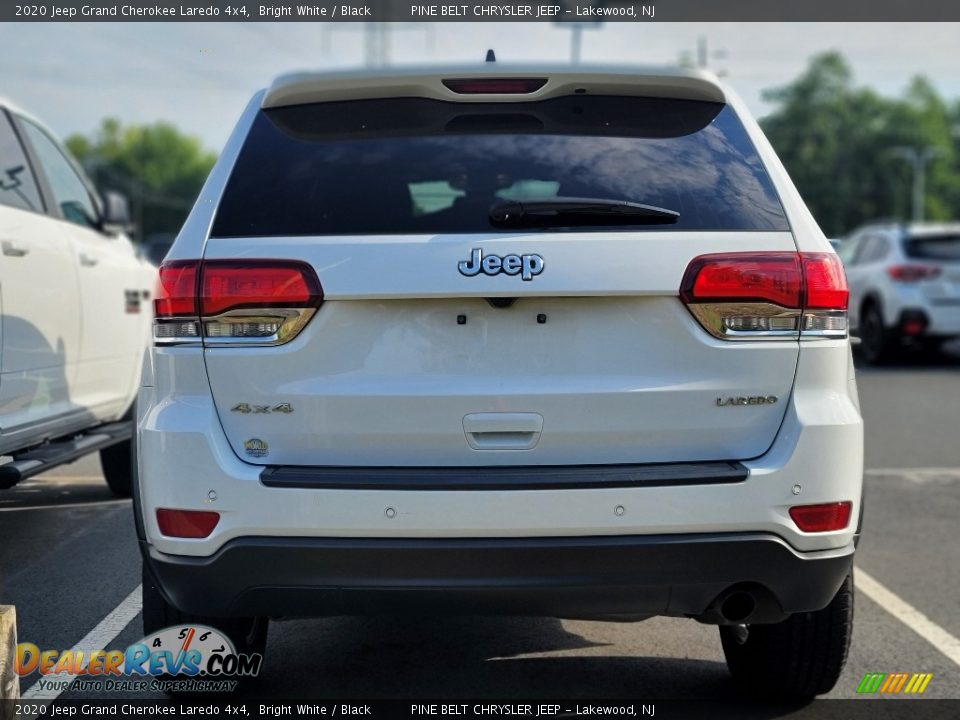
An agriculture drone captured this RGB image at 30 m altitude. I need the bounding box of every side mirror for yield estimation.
[101,190,133,236]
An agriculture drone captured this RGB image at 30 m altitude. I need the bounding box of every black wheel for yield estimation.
[720,573,853,701]
[142,562,268,692]
[858,304,896,365]
[101,440,133,497]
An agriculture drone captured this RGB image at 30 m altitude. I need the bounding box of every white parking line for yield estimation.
[856,569,960,667]
[864,468,960,483]
[21,586,142,701]
[0,499,130,512]
[17,476,106,484]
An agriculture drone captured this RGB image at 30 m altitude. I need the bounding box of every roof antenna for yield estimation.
[485,49,496,63]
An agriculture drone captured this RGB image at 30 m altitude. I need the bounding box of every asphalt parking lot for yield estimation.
[2,350,959,713]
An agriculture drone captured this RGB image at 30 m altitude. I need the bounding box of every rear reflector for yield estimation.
[156,508,220,538]
[887,264,942,282]
[442,78,547,94]
[789,502,852,532]
[902,318,926,336]
[681,251,848,340]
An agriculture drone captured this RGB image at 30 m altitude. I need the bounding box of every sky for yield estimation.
[2,22,960,152]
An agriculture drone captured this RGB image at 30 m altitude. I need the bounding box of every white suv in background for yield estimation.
[136,65,863,700]
[0,99,154,495]
[842,222,960,363]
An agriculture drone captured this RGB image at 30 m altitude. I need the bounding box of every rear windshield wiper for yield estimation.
[489,197,680,228]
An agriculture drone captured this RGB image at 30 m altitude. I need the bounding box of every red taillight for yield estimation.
[887,264,941,282]
[200,261,322,316]
[442,78,547,94]
[803,253,849,310]
[153,259,323,345]
[155,260,199,318]
[682,253,802,308]
[680,251,849,340]
[156,508,220,538]
[789,502,852,533]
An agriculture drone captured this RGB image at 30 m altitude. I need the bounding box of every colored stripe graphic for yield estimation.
[857,673,885,693]
[858,672,933,695]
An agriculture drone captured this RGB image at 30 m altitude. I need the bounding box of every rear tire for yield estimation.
[101,440,133,497]
[720,573,854,701]
[142,562,267,655]
[142,561,268,693]
[858,304,896,365]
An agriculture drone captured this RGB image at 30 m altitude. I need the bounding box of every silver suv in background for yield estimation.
[842,222,960,363]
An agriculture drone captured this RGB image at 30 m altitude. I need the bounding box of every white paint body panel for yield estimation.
[138,341,861,556]
[0,205,81,430]
[0,101,154,453]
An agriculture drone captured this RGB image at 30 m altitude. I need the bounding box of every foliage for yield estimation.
[761,52,960,236]
[66,119,216,242]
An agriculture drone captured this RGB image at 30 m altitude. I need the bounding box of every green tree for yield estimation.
[761,52,959,236]
[67,119,216,242]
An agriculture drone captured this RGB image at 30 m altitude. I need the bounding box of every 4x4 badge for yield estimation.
[231,403,294,414]
[458,248,544,281]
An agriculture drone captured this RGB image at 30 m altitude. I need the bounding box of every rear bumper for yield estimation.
[145,533,854,623]
[137,341,864,558]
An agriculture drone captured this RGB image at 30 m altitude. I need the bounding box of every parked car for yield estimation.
[136,65,862,700]
[0,98,155,496]
[843,221,960,363]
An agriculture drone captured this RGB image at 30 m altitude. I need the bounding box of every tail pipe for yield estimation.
[699,584,787,625]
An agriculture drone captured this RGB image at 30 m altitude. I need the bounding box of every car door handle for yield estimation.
[79,253,99,267]
[1,240,28,257]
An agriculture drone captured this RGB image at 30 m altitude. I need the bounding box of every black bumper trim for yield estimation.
[259,461,748,491]
[145,533,853,623]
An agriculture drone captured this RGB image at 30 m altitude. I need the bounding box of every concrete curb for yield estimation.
[0,605,17,705]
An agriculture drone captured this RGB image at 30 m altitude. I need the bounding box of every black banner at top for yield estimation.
[5,0,960,22]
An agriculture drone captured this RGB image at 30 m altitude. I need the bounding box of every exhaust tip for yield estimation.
[720,591,757,623]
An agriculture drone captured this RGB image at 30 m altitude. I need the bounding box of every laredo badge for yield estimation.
[244,438,269,458]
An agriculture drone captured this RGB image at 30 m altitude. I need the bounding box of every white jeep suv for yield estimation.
[136,65,863,700]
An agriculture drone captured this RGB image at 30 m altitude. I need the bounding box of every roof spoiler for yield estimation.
[262,64,726,109]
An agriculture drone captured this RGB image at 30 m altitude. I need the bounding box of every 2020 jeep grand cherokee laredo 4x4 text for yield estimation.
[135,66,863,700]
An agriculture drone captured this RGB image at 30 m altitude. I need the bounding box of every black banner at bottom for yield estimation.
[4,699,960,720]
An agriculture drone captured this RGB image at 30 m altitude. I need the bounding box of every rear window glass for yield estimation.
[904,234,960,261]
[211,96,789,237]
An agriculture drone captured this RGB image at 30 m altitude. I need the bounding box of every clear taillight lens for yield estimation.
[680,251,848,340]
[154,259,323,346]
